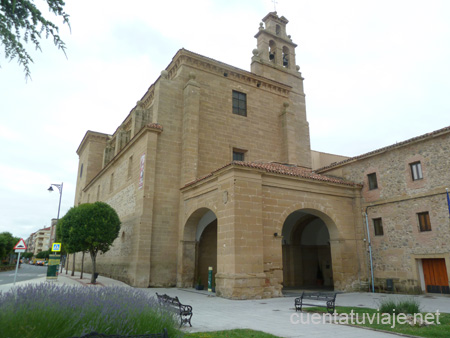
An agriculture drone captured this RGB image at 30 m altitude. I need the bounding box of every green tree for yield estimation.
[0,232,19,262]
[58,202,121,284]
[22,252,33,259]
[36,249,50,259]
[0,0,70,79]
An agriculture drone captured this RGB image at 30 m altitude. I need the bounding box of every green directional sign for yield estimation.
[46,254,61,280]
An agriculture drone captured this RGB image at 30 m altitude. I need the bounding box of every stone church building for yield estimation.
[74,12,450,298]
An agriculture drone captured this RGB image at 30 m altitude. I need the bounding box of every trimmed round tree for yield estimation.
[58,202,121,283]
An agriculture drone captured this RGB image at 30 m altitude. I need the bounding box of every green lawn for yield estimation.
[302,306,450,338]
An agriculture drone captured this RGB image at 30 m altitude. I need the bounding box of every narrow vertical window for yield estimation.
[80,163,84,178]
[373,218,384,236]
[110,173,114,193]
[97,185,100,201]
[367,173,378,190]
[410,162,423,181]
[232,90,247,116]
[269,40,276,62]
[282,46,289,68]
[418,212,431,232]
[128,156,133,179]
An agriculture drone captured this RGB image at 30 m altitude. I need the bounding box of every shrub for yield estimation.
[378,297,421,315]
[0,284,180,338]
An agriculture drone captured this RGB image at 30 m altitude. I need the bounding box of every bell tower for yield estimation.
[251,12,302,86]
[252,12,311,168]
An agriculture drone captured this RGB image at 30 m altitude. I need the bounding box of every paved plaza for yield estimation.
[1,272,449,338]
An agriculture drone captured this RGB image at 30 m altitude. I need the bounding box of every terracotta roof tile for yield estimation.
[182,161,360,189]
[317,125,450,172]
[146,123,163,131]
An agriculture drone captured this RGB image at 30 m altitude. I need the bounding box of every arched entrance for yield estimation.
[282,210,334,290]
[178,208,217,288]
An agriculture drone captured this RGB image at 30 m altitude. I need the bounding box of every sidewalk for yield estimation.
[0,270,128,293]
[1,273,449,338]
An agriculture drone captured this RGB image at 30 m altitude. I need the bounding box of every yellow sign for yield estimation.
[52,243,62,252]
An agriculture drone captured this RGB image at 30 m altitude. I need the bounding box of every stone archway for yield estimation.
[196,219,217,288]
[282,209,334,290]
[178,208,217,288]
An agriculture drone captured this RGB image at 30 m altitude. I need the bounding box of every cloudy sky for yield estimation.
[1,0,449,240]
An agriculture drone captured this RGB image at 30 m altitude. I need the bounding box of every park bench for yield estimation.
[156,292,193,327]
[69,328,168,338]
[294,291,337,314]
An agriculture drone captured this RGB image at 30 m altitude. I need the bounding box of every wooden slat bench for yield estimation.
[156,292,193,327]
[294,292,337,314]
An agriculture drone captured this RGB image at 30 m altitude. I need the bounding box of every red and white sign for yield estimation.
[14,238,27,252]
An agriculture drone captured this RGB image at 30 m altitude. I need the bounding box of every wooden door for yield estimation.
[422,259,450,294]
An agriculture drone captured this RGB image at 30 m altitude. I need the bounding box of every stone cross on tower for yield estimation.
[272,0,278,11]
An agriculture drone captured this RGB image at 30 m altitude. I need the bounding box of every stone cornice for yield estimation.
[76,131,111,155]
[181,161,361,192]
[83,123,163,192]
[168,49,292,97]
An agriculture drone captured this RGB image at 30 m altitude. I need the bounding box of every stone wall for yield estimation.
[320,131,450,293]
[180,166,366,299]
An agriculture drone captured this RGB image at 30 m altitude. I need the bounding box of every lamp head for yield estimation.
[48,186,54,192]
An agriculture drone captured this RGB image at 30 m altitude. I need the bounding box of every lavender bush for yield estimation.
[0,284,180,338]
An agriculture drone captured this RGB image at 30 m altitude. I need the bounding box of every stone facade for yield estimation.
[73,12,449,297]
[318,128,450,294]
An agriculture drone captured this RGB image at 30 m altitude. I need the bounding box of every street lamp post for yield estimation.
[48,183,63,221]
[48,182,63,272]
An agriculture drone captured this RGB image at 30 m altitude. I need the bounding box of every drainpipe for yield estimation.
[364,209,375,293]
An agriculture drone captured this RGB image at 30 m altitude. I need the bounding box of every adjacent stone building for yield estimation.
[74,12,449,298]
[318,128,450,294]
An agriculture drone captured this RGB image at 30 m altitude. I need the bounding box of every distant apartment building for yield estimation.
[29,227,51,255]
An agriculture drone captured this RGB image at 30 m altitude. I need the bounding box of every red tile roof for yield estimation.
[147,123,163,131]
[317,125,450,172]
[182,161,360,189]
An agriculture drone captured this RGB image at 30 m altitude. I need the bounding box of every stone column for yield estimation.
[216,169,266,299]
[280,101,311,168]
[181,72,200,185]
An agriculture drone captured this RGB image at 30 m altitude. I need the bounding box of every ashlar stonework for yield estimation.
[73,12,449,298]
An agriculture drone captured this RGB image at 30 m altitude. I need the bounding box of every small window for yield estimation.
[410,162,423,181]
[232,91,247,116]
[418,212,431,232]
[128,156,133,179]
[367,173,378,190]
[233,150,245,161]
[282,46,289,68]
[373,218,384,236]
[110,173,114,193]
[80,163,84,178]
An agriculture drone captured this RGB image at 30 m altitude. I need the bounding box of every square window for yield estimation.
[367,173,378,190]
[233,150,245,161]
[410,162,423,181]
[373,218,384,236]
[417,212,431,232]
[232,90,247,116]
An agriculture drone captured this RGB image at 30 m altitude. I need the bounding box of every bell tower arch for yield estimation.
[251,12,311,168]
[251,12,301,84]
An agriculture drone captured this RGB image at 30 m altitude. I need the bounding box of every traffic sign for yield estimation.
[52,243,61,252]
[13,238,27,252]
